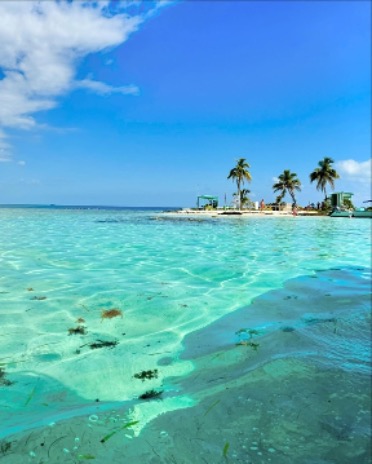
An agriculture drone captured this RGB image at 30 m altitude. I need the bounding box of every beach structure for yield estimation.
[197,195,218,209]
[328,191,354,209]
[328,192,372,218]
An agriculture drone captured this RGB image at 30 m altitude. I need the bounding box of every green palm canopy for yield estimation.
[227,158,252,209]
[310,157,340,200]
[272,169,302,205]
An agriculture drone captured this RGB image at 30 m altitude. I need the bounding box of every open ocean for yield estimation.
[0,206,371,463]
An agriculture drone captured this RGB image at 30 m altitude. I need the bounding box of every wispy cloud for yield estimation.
[19,177,40,186]
[0,1,162,159]
[74,79,140,96]
[0,152,12,163]
[0,129,12,161]
[336,159,371,183]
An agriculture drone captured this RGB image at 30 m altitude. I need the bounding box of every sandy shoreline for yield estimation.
[162,209,320,218]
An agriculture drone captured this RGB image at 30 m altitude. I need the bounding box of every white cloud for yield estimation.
[336,159,371,183]
[0,1,163,159]
[18,160,26,166]
[74,79,139,96]
[272,176,279,183]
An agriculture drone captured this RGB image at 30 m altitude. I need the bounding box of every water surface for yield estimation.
[0,207,370,462]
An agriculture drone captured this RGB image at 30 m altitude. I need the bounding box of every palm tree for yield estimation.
[273,170,301,205]
[240,188,251,209]
[310,157,340,200]
[227,158,252,210]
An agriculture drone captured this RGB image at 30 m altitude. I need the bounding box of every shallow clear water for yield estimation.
[0,207,371,460]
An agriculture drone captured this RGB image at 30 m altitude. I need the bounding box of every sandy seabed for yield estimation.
[2,282,371,464]
[1,356,370,464]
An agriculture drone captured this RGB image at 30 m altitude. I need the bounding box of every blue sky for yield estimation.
[0,0,370,207]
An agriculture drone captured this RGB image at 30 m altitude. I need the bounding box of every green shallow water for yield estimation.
[0,207,371,455]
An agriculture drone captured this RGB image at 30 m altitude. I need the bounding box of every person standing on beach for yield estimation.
[260,199,265,212]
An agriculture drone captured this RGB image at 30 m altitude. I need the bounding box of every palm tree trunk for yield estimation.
[237,180,241,211]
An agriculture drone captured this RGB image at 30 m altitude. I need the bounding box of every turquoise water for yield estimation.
[0,207,371,460]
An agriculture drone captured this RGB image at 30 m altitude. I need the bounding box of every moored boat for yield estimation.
[329,208,372,218]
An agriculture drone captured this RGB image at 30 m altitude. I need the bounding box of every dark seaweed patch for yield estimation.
[305,317,337,325]
[87,339,119,349]
[134,369,158,381]
[139,389,163,400]
[0,368,13,387]
[281,326,296,332]
[68,326,86,335]
[0,440,12,455]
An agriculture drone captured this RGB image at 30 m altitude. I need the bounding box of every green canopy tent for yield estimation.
[197,195,219,209]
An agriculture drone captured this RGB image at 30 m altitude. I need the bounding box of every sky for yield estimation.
[0,0,370,207]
